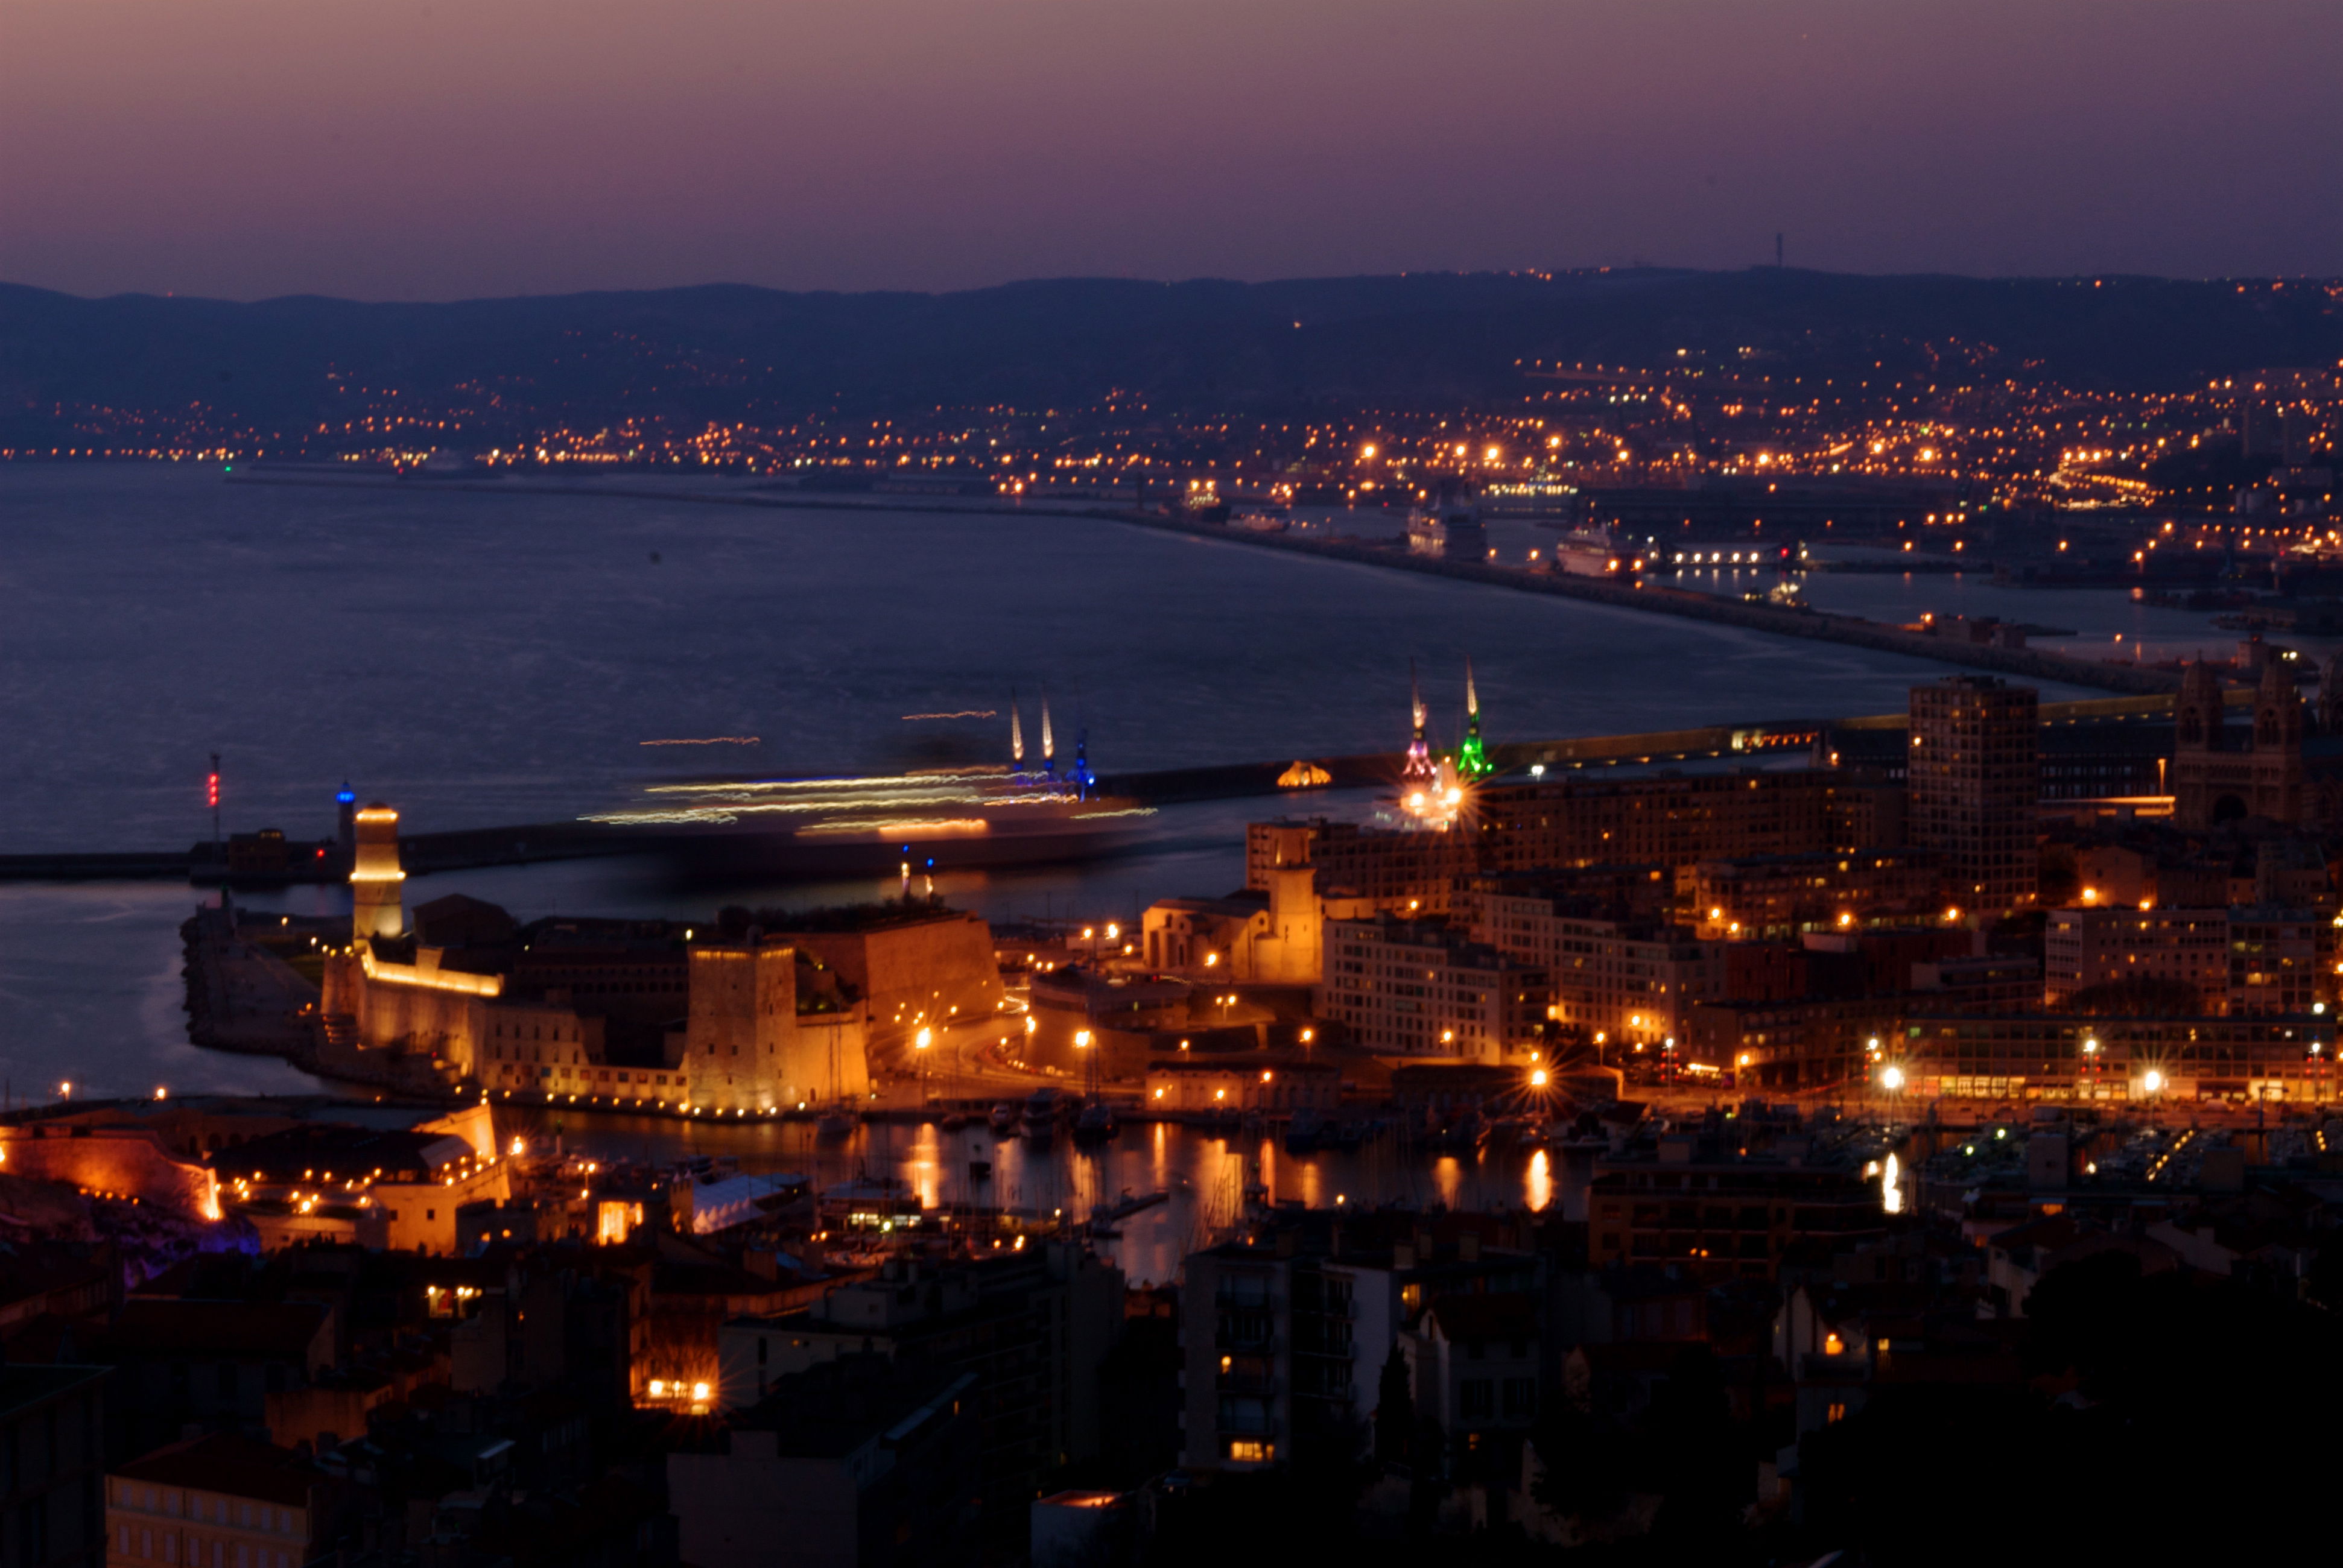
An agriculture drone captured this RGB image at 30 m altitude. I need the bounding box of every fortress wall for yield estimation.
[0,1127,221,1219]
[794,914,1005,1034]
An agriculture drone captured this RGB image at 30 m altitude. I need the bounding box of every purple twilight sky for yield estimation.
[2,0,2336,301]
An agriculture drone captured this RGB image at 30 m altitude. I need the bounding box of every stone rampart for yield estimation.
[0,1125,221,1219]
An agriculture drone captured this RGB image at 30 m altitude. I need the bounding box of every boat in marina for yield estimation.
[1282,1108,1324,1154]
[1021,1087,1069,1144]
[1073,1098,1118,1143]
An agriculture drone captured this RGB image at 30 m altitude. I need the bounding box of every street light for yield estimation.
[1879,1064,1906,1092]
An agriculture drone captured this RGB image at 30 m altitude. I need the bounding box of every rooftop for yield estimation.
[106,1299,332,1361]
[113,1434,319,1510]
[728,1353,974,1460]
[0,1365,109,1421]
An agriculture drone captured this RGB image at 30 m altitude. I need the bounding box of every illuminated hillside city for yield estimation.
[9,609,2341,1566]
[7,284,2341,1568]
[13,325,2339,541]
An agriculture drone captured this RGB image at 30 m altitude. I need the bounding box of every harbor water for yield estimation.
[0,464,2240,1118]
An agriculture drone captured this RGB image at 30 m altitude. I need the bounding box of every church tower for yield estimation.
[2175,660,2224,753]
[2251,659,2306,822]
[2254,658,2304,751]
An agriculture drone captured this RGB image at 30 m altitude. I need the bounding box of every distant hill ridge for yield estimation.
[1,268,2337,447]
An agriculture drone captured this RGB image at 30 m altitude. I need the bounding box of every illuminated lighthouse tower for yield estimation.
[349,803,407,940]
[1455,659,1492,780]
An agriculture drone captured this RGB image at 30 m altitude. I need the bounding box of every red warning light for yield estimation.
[206,773,220,809]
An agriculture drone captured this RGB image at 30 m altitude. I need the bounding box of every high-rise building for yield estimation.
[1907,677,2038,914]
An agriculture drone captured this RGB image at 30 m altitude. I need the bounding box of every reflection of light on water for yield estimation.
[1433,1156,1463,1206]
[1526,1149,1553,1213]
[1882,1151,1904,1215]
[912,1123,940,1209]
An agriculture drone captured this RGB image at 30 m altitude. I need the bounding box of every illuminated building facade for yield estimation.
[322,817,978,1105]
[1895,1013,2334,1103]
[1683,994,1904,1090]
[1907,677,2038,913]
[1685,849,1947,940]
[2043,906,2231,1010]
[1476,770,1835,873]
[1588,1157,1884,1280]
[106,1434,325,1568]
[1456,876,1721,1049]
[2224,906,2335,1014]
[1143,1059,1339,1114]
[1146,823,1346,982]
[2044,902,2333,1016]
[349,803,405,939]
[209,1106,508,1256]
[681,937,870,1113]
[1319,914,1550,1060]
[1304,824,1476,915]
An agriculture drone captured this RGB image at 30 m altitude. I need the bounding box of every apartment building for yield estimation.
[1319,914,1550,1060]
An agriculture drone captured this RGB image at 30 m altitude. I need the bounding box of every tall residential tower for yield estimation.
[1908,677,2038,914]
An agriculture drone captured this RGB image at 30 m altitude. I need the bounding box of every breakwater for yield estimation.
[2,694,2181,881]
[1112,511,2187,697]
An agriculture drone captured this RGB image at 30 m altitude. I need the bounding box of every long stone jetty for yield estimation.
[1112,511,2184,697]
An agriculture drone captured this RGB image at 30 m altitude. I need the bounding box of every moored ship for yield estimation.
[1406,477,1489,560]
[1549,521,1642,579]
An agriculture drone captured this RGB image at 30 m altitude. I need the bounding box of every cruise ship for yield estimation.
[1406,477,1489,560]
[1549,521,1644,579]
[589,701,1153,882]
